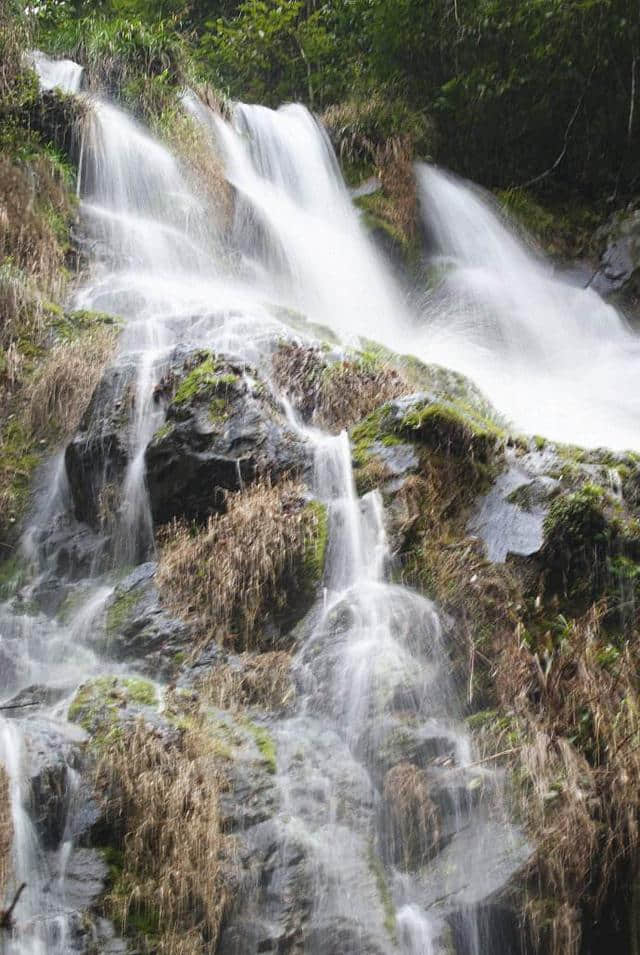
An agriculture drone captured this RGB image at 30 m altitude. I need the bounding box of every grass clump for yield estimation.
[382,762,440,871]
[489,605,640,955]
[26,326,116,440]
[273,342,407,433]
[399,398,503,462]
[96,716,233,955]
[171,353,237,408]
[157,480,327,652]
[41,16,189,120]
[202,651,294,711]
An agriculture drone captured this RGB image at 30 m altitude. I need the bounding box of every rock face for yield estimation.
[98,562,194,677]
[65,355,138,529]
[593,204,640,313]
[64,348,308,533]
[145,351,308,524]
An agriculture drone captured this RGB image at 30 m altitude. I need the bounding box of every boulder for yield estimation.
[145,351,308,524]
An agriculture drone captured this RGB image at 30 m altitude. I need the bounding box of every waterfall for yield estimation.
[197,99,411,342]
[1,79,537,954]
[414,165,640,450]
[28,51,84,95]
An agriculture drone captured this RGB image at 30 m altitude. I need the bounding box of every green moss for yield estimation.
[123,677,157,707]
[172,354,238,407]
[354,192,420,269]
[152,421,174,442]
[303,500,328,587]
[367,846,396,941]
[106,587,142,635]
[399,399,502,460]
[0,555,26,599]
[68,675,157,740]
[350,404,400,467]
[244,720,277,774]
[209,396,230,423]
[543,484,611,601]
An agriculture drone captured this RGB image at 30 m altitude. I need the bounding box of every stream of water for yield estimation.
[1,51,639,954]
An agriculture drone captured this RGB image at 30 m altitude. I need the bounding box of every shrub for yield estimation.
[43,16,189,117]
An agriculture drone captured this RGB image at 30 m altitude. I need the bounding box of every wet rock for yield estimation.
[592,204,640,312]
[3,684,69,714]
[22,718,84,849]
[306,919,389,955]
[65,355,138,529]
[360,716,457,785]
[99,562,194,677]
[145,351,308,524]
[468,451,559,562]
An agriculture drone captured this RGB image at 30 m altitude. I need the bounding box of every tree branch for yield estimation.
[1,883,27,930]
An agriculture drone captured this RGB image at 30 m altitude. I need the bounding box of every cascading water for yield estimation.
[26,51,83,95]
[197,100,410,341]
[414,165,640,450]
[8,52,622,955]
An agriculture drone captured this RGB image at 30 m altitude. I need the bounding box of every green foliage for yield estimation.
[200,0,367,108]
[39,12,189,117]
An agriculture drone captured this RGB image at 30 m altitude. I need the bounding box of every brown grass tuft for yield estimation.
[0,764,12,896]
[382,762,440,870]
[202,651,294,711]
[272,342,407,433]
[485,605,640,955]
[97,718,233,955]
[26,327,116,439]
[0,155,72,327]
[157,480,323,652]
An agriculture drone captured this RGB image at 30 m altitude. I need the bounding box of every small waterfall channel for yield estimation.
[11,50,640,954]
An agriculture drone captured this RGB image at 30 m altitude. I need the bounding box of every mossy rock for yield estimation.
[145,349,307,524]
[68,675,158,743]
[542,484,611,603]
[397,397,503,462]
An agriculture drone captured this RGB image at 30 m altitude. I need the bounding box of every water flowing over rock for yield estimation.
[4,54,640,955]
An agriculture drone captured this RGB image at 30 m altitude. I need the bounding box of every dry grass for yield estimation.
[158,480,323,652]
[322,96,427,241]
[0,155,72,317]
[375,137,418,242]
[393,458,640,952]
[382,762,440,870]
[97,718,233,955]
[201,651,294,711]
[272,342,407,433]
[487,604,640,954]
[26,327,116,439]
[393,470,519,701]
[0,765,11,896]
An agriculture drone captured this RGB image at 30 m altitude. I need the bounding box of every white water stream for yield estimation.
[414,166,640,450]
[1,48,638,954]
